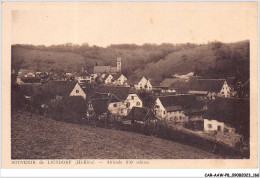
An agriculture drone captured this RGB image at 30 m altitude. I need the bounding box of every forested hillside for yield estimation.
[12,40,249,80]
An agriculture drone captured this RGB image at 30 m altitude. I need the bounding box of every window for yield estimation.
[222,92,224,94]
[113,103,117,107]
[136,102,140,106]
[180,116,182,120]
[217,125,221,131]
[131,96,134,100]
[208,124,212,129]
[163,111,166,114]
[76,90,79,93]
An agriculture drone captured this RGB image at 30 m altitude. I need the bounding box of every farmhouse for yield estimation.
[160,78,189,94]
[189,79,230,100]
[93,86,143,115]
[38,81,86,100]
[75,68,92,85]
[154,95,204,122]
[112,74,128,86]
[87,92,124,118]
[127,107,157,125]
[104,74,114,84]
[93,57,122,74]
[203,97,249,139]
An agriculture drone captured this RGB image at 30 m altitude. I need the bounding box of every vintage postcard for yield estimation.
[1,1,258,169]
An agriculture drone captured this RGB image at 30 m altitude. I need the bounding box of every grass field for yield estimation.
[11,111,221,159]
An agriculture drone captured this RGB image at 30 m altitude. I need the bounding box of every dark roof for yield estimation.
[168,81,191,94]
[203,98,249,134]
[164,105,182,112]
[94,86,131,101]
[127,75,142,85]
[93,66,111,73]
[158,95,204,111]
[226,77,236,86]
[111,73,122,80]
[148,78,161,86]
[77,70,89,77]
[90,92,121,103]
[20,77,41,83]
[37,81,78,97]
[127,107,157,121]
[90,98,109,115]
[160,78,187,88]
[190,79,226,92]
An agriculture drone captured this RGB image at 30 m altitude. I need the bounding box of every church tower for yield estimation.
[117,57,122,73]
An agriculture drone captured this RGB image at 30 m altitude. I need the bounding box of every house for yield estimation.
[104,74,114,84]
[127,107,157,125]
[127,75,143,88]
[203,97,249,139]
[93,57,122,74]
[154,95,205,122]
[189,79,230,100]
[38,81,86,100]
[134,77,153,91]
[18,69,36,78]
[92,86,143,115]
[160,78,188,93]
[112,74,128,86]
[76,68,92,84]
[87,92,127,119]
[87,98,110,119]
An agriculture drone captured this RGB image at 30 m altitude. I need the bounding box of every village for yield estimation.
[12,56,250,157]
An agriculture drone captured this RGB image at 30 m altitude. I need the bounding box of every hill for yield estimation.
[11,111,220,159]
[12,40,249,80]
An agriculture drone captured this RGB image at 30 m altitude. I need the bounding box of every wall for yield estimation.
[105,75,113,84]
[70,83,86,99]
[166,110,188,122]
[108,102,128,116]
[204,119,225,132]
[124,94,143,114]
[219,81,231,97]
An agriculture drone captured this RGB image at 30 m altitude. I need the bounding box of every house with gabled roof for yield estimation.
[154,95,205,122]
[92,86,143,115]
[160,78,190,94]
[127,107,157,125]
[38,81,86,100]
[87,92,123,118]
[75,68,92,84]
[203,97,249,139]
[189,79,230,100]
[112,74,128,86]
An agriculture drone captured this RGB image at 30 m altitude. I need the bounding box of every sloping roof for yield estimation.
[76,70,89,77]
[160,78,186,88]
[90,98,109,115]
[164,105,182,112]
[168,81,191,94]
[226,77,236,86]
[127,75,142,85]
[158,95,204,111]
[93,66,111,73]
[203,98,249,135]
[190,79,226,92]
[94,86,130,101]
[90,92,121,103]
[127,107,156,121]
[111,73,122,80]
[37,81,78,97]
[148,78,161,86]
[18,69,35,76]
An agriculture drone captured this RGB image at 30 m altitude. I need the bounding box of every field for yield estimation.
[11,111,221,159]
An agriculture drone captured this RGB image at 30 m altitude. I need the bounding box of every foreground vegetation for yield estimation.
[11,111,221,159]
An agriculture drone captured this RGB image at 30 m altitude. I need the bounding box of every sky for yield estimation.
[11,2,256,47]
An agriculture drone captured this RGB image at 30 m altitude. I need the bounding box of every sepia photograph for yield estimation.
[1,1,258,170]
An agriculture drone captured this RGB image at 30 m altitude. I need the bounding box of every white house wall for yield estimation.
[220,81,231,97]
[124,94,143,113]
[204,119,225,132]
[70,83,86,99]
[108,102,128,116]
